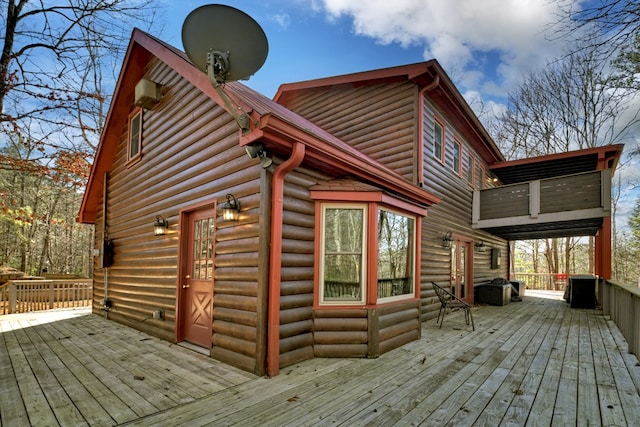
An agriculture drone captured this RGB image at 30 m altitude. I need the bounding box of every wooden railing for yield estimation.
[324,278,411,300]
[473,169,611,228]
[512,273,569,291]
[601,280,640,358]
[0,279,92,315]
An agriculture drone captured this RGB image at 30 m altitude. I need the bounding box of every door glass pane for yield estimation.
[192,216,215,280]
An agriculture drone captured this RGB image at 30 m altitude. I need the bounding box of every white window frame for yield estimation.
[319,203,368,305]
[127,108,142,164]
[376,207,416,303]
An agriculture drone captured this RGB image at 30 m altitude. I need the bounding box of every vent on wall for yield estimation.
[135,78,162,110]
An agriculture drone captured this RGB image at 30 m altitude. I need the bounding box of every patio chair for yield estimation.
[432,282,475,331]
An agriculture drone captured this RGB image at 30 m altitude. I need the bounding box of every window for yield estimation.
[320,205,367,304]
[318,202,417,305]
[127,108,142,163]
[377,209,415,301]
[433,119,445,163]
[453,139,462,175]
[466,153,475,187]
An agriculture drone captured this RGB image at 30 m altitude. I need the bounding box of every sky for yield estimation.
[155,0,639,228]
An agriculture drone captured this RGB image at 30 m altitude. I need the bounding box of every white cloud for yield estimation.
[269,12,291,30]
[314,0,565,96]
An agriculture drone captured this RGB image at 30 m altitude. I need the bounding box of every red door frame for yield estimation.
[450,234,475,304]
[175,200,217,345]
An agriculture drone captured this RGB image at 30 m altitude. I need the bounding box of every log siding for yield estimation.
[420,96,508,319]
[92,58,266,373]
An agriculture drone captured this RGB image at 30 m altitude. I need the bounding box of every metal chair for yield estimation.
[432,282,475,331]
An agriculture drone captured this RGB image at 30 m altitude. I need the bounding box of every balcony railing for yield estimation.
[473,169,611,229]
[0,279,93,315]
[513,273,569,291]
[601,280,640,358]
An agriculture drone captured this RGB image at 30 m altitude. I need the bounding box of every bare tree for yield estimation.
[494,42,639,278]
[0,0,157,275]
[555,0,639,59]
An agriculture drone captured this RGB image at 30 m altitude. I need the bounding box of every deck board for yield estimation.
[2,292,640,426]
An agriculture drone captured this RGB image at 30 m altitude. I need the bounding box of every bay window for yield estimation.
[317,200,418,306]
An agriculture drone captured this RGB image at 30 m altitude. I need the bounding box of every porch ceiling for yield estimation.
[489,145,623,185]
[482,217,603,241]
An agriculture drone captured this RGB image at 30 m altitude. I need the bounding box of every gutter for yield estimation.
[267,142,306,377]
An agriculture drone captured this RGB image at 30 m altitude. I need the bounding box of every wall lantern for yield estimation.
[153,215,169,236]
[245,144,273,169]
[221,194,240,221]
[442,231,454,248]
[475,241,486,252]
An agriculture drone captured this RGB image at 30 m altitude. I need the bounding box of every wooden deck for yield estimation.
[2,291,640,426]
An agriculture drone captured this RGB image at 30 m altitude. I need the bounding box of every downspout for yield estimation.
[102,172,110,319]
[267,141,306,377]
[417,75,440,186]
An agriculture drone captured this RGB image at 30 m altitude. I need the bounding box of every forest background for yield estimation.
[1,0,639,284]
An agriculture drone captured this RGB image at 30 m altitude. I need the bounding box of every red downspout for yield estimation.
[267,142,306,377]
[417,75,440,186]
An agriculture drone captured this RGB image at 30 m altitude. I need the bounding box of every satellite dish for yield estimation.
[182,4,268,84]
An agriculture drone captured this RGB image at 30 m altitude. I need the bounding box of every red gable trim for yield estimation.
[489,144,624,171]
[79,30,440,223]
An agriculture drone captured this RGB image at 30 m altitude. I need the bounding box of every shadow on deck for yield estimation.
[2,290,640,426]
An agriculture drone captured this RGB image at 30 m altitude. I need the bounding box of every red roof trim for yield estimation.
[489,144,624,170]
[78,29,441,223]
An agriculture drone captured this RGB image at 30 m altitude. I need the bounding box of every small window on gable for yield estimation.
[453,139,462,175]
[466,153,475,187]
[433,119,445,164]
[127,108,142,164]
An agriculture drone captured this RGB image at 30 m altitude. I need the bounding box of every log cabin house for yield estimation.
[78,29,622,376]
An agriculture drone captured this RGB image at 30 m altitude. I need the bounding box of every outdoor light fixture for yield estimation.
[153,215,169,236]
[245,144,273,169]
[442,231,454,248]
[221,194,240,221]
[475,241,486,251]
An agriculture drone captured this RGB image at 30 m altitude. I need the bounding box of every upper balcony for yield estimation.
[473,169,611,240]
[471,145,623,241]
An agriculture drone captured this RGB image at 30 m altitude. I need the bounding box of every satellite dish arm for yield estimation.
[212,84,250,134]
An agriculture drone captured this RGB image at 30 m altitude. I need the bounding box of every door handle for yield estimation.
[185,275,191,279]
[182,284,190,289]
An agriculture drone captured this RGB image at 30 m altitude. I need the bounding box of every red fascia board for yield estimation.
[310,190,429,216]
[489,144,624,170]
[274,62,433,102]
[254,113,441,208]
[77,40,151,223]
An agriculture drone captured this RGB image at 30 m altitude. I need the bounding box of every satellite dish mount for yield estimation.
[207,50,230,84]
[182,5,269,134]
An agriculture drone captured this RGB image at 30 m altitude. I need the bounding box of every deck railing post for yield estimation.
[9,283,17,314]
[49,281,55,310]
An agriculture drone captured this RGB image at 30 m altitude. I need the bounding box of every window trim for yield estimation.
[453,138,462,176]
[312,192,422,308]
[466,152,476,188]
[127,108,142,165]
[376,207,416,304]
[318,203,368,306]
[433,116,446,165]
